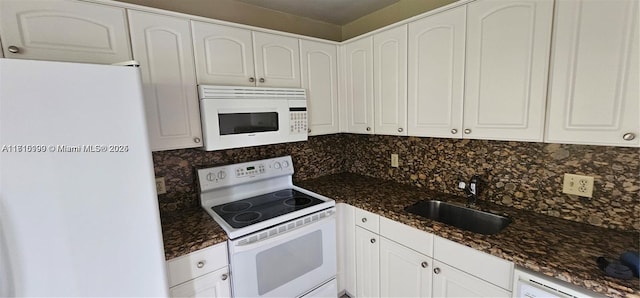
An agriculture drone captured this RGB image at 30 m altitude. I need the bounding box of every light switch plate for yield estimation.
[562,173,594,197]
[391,154,399,167]
[155,177,167,195]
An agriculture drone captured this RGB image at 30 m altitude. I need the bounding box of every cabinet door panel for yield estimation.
[344,37,374,134]
[129,11,202,151]
[432,261,510,298]
[380,238,432,298]
[464,0,553,141]
[355,227,379,297]
[545,0,639,147]
[0,0,131,64]
[169,267,230,298]
[408,6,466,138]
[374,25,407,136]
[253,32,300,87]
[192,21,255,86]
[300,40,339,135]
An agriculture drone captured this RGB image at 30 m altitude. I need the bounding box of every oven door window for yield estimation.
[218,112,278,135]
[256,230,323,295]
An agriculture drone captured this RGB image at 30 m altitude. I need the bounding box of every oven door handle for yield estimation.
[231,214,335,253]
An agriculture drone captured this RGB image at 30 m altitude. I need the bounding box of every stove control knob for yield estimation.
[217,171,226,179]
[282,161,289,168]
[274,162,281,169]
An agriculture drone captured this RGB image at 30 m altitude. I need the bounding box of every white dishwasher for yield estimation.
[513,268,605,298]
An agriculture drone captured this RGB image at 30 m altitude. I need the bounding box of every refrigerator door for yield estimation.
[0,59,168,296]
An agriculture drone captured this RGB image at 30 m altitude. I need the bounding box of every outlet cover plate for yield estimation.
[155,177,167,195]
[391,154,399,167]
[562,173,594,197]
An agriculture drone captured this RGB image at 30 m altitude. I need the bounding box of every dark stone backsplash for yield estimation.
[153,134,639,231]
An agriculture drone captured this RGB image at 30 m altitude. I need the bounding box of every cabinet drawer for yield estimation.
[167,243,228,287]
[169,266,230,298]
[433,236,513,290]
[354,208,379,233]
[379,216,433,257]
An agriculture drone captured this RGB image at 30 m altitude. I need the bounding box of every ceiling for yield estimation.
[236,0,401,25]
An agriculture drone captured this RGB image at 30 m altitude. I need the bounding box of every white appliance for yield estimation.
[198,85,308,151]
[198,156,337,297]
[0,59,168,297]
[513,268,604,298]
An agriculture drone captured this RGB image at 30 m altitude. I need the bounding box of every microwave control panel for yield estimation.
[290,111,307,134]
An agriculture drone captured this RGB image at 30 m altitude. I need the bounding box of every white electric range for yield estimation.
[197,156,337,298]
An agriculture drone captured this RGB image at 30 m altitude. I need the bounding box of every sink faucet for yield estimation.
[458,175,482,206]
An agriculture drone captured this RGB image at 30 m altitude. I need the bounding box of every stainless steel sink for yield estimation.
[405,200,511,235]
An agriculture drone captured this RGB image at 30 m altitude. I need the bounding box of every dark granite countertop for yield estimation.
[159,172,639,297]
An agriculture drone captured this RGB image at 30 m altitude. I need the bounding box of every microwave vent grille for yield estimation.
[199,85,306,99]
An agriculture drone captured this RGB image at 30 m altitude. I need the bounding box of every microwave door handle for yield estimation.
[232,214,335,253]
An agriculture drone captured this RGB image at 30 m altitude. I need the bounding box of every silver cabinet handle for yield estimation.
[370,238,376,244]
[623,133,636,141]
[433,267,441,274]
[259,78,265,83]
[398,128,403,132]
[464,129,471,134]
[7,46,20,54]
[421,262,428,268]
[193,137,201,143]
[361,217,367,223]
[366,127,371,132]
[221,273,229,281]
[197,261,205,268]
[451,129,458,134]
[249,77,255,83]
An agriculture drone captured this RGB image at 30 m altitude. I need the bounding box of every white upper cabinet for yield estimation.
[343,37,375,134]
[464,0,554,141]
[545,0,639,147]
[300,40,339,136]
[0,0,131,64]
[192,21,255,86]
[374,25,408,136]
[253,32,301,88]
[128,11,202,151]
[191,22,300,87]
[407,6,466,138]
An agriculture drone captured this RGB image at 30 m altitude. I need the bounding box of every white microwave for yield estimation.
[198,85,308,151]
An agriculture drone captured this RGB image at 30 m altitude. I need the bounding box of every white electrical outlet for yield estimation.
[391,154,399,167]
[562,173,594,197]
[155,177,167,195]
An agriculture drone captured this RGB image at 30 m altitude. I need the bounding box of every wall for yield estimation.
[114,0,342,41]
[153,134,639,231]
[341,0,458,40]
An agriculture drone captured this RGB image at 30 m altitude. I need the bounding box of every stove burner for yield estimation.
[283,197,312,207]
[220,201,252,213]
[233,211,262,223]
[273,189,294,198]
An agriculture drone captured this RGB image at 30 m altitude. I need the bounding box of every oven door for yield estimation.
[200,98,290,150]
[228,212,336,297]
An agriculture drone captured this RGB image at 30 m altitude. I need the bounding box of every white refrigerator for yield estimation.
[0,59,168,296]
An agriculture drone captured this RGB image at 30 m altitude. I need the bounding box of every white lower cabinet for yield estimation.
[166,243,230,298]
[380,238,432,298]
[432,260,510,298]
[355,226,380,297]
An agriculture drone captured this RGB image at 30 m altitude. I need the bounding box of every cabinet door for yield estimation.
[380,238,432,298]
[128,11,202,151]
[344,37,375,134]
[408,6,466,139]
[545,0,639,147]
[253,32,301,87]
[374,25,408,136]
[300,40,339,136]
[169,267,231,298]
[0,0,131,64]
[192,21,255,86]
[464,0,553,141]
[355,227,379,297]
[432,261,510,298]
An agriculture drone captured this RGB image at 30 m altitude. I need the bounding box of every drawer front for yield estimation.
[167,242,228,287]
[169,266,230,298]
[354,208,379,233]
[379,216,433,257]
[433,236,513,290]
